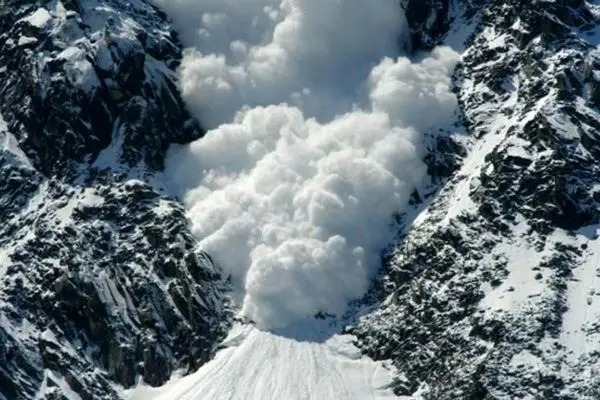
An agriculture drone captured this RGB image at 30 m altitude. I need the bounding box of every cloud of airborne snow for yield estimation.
[158,0,460,329]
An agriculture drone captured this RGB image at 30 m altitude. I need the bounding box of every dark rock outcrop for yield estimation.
[354,1,600,399]
[0,0,202,175]
[0,1,229,399]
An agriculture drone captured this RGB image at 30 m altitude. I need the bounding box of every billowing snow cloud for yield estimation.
[159,0,406,126]
[159,0,460,329]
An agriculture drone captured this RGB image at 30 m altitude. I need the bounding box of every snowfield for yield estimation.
[126,322,404,400]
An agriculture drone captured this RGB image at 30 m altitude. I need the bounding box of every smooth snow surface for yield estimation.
[21,8,52,28]
[160,0,460,328]
[560,226,600,362]
[126,322,403,400]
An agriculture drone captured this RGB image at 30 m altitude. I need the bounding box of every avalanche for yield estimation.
[160,0,460,329]
[135,0,459,398]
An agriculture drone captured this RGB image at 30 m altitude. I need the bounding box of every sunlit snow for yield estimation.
[160,0,460,329]
[126,322,404,400]
[124,0,461,398]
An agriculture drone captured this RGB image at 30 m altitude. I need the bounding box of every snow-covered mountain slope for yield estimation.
[126,321,399,400]
[353,0,600,398]
[0,2,229,399]
[3,0,600,399]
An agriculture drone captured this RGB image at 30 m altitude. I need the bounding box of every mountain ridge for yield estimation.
[353,1,600,398]
[0,1,230,398]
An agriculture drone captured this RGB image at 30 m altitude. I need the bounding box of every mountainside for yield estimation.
[0,1,229,399]
[354,0,600,398]
[1,0,600,399]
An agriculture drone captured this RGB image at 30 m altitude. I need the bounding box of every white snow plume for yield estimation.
[370,47,461,131]
[158,0,408,126]
[160,0,460,329]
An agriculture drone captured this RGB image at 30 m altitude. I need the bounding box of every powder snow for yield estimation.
[160,0,459,329]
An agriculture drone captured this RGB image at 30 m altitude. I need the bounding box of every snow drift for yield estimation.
[160,0,460,329]
[126,323,399,400]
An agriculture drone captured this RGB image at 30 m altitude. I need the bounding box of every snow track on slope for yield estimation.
[126,323,402,400]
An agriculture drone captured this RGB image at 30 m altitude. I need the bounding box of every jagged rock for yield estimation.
[353,1,600,398]
[0,1,229,399]
[0,0,202,175]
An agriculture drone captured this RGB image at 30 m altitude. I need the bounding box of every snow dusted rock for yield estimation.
[353,0,600,398]
[0,1,228,399]
[0,0,201,174]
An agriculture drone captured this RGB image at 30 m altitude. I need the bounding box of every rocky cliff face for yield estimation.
[0,1,229,399]
[353,0,600,399]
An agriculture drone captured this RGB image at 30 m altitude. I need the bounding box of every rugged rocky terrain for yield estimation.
[0,1,229,399]
[2,0,600,399]
[353,0,600,399]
